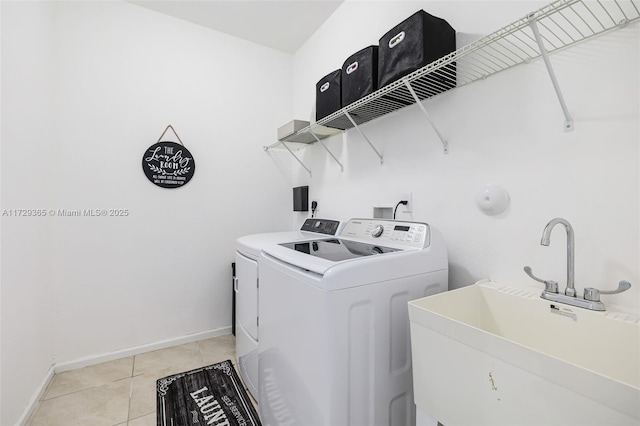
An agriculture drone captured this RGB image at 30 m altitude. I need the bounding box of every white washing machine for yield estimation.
[258,218,448,426]
[234,218,342,399]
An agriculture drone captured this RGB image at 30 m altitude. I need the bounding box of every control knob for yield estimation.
[372,225,384,238]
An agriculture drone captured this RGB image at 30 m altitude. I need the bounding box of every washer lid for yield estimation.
[279,238,399,262]
[236,218,342,258]
[237,231,308,259]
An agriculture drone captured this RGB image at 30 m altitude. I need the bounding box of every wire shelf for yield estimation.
[278,0,639,144]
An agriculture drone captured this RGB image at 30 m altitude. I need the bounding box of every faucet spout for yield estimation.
[541,218,575,297]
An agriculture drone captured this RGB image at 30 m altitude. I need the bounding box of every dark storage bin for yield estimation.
[315,70,342,122]
[342,46,379,107]
[378,10,456,91]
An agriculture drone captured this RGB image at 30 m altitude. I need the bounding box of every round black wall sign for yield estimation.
[142,141,195,188]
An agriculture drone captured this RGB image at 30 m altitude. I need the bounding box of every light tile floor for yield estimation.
[26,334,253,426]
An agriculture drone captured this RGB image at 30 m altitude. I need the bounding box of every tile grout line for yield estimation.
[126,355,137,424]
[29,336,236,425]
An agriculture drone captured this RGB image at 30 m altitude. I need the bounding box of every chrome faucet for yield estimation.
[540,218,575,297]
[524,218,632,311]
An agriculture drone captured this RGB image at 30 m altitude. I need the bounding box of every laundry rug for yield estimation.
[157,359,261,426]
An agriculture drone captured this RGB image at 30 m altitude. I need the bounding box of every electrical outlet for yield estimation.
[401,192,412,213]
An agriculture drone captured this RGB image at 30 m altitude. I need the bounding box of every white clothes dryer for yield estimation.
[258,218,448,426]
[234,218,342,399]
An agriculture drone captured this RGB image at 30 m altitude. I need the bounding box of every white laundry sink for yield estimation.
[408,280,640,426]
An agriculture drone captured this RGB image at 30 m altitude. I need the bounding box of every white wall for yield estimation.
[1,1,294,423]
[1,2,57,424]
[291,1,640,308]
[48,1,293,362]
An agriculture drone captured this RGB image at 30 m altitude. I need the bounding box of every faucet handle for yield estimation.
[524,266,559,293]
[584,281,631,302]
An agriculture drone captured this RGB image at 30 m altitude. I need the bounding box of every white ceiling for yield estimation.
[127,1,344,54]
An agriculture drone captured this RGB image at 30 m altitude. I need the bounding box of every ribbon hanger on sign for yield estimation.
[157,124,184,146]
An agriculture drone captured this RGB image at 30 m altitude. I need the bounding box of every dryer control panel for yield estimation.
[300,218,341,235]
[340,219,430,249]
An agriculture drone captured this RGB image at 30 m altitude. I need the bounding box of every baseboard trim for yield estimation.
[18,327,232,424]
[18,364,55,426]
[54,326,232,373]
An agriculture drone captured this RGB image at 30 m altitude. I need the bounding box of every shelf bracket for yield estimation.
[309,129,344,172]
[344,111,383,164]
[404,79,449,154]
[528,15,574,132]
[278,141,312,177]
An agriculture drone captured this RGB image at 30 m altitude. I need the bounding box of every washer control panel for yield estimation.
[340,219,430,249]
[371,225,385,238]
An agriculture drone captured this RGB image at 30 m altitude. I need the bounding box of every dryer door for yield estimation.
[235,251,259,340]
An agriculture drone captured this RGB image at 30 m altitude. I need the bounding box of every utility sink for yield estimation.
[409,280,640,425]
